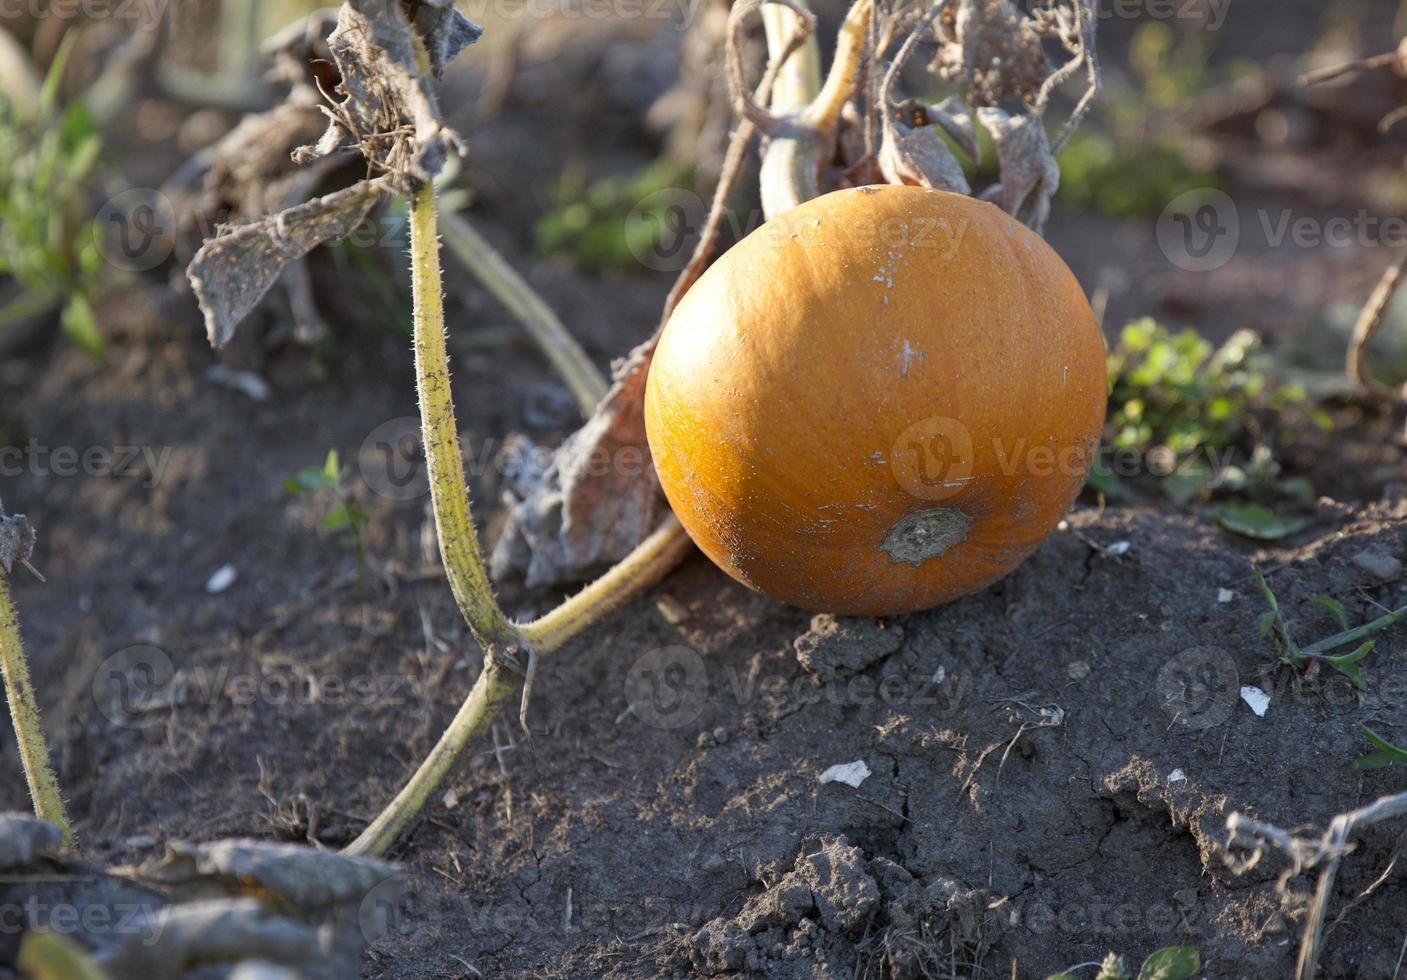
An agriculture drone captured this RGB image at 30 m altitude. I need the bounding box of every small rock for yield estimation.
[794,615,903,679]
[1066,660,1090,680]
[206,564,238,594]
[1217,588,1235,603]
[819,760,871,788]
[655,594,690,625]
[1240,685,1270,717]
[1350,548,1403,583]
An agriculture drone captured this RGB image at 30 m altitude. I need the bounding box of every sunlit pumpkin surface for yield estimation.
[645,185,1108,615]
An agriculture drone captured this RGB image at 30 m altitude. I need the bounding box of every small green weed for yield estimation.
[535,160,691,273]
[1254,568,1407,691]
[285,450,370,568]
[1354,726,1407,769]
[1095,319,1327,514]
[1056,22,1228,217]
[0,35,106,355]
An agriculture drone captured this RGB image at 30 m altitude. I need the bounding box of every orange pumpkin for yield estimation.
[644,185,1107,615]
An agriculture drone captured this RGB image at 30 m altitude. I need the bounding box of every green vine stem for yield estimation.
[345,654,519,857]
[439,210,609,416]
[517,514,692,652]
[345,514,690,858]
[409,181,520,651]
[346,184,691,857]
[0,567,73,848]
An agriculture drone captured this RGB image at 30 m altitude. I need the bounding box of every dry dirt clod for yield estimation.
[1349,547,1403,582]
[0,813,63,868]
[794,614,904,679]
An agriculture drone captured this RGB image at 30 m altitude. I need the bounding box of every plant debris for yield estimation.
[0,503,36,577]
[186,0,482,350]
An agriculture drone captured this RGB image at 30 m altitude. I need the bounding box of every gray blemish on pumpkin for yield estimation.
[881,507,973,565]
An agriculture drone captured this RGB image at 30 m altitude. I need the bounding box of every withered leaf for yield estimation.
[408,0,485,77]
[938,0,1050,108]
[492,338,668,586]
[0,813,62,867]
[98,899,325,980]
[129,838,399,910]
[189,178,390,349]
[976,106,1059,232]
[299,0,481,181]
[878,100,971,194]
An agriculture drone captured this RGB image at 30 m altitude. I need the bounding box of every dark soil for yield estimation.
[2,0,1407,977]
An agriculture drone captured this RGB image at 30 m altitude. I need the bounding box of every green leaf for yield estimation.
[1253,568,1278,612]
[1278,477,1315,504]
[1302,602,1407,656]
[38,32,78,117]
[1311,596,1348,631]
[1138,946,1200,980]
[1324,637,1372,690]
[1352,725,1407,769]
[323,448,342,483]
[18,931,113,980]
[1085,465,1128,500]
[1213,502,1306,541]
[1257,610,1276,637]
[60,295,103,358]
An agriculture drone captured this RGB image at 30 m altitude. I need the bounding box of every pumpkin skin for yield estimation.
[644,185,1107,616]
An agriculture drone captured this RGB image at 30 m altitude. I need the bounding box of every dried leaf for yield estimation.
[936,0,1050,108]
[128,838,399,910]
[976,106,1059,232]
[878,99,971,194]
[492,339,667,586]
[297,0,481,181]
[97,899,325,980]
[189,178,390,348]
[0,813,62,867]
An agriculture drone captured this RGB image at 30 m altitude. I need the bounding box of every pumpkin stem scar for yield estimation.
[881,507,973,565]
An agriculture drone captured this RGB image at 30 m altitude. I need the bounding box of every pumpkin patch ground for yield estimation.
[2,0,1407,977]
